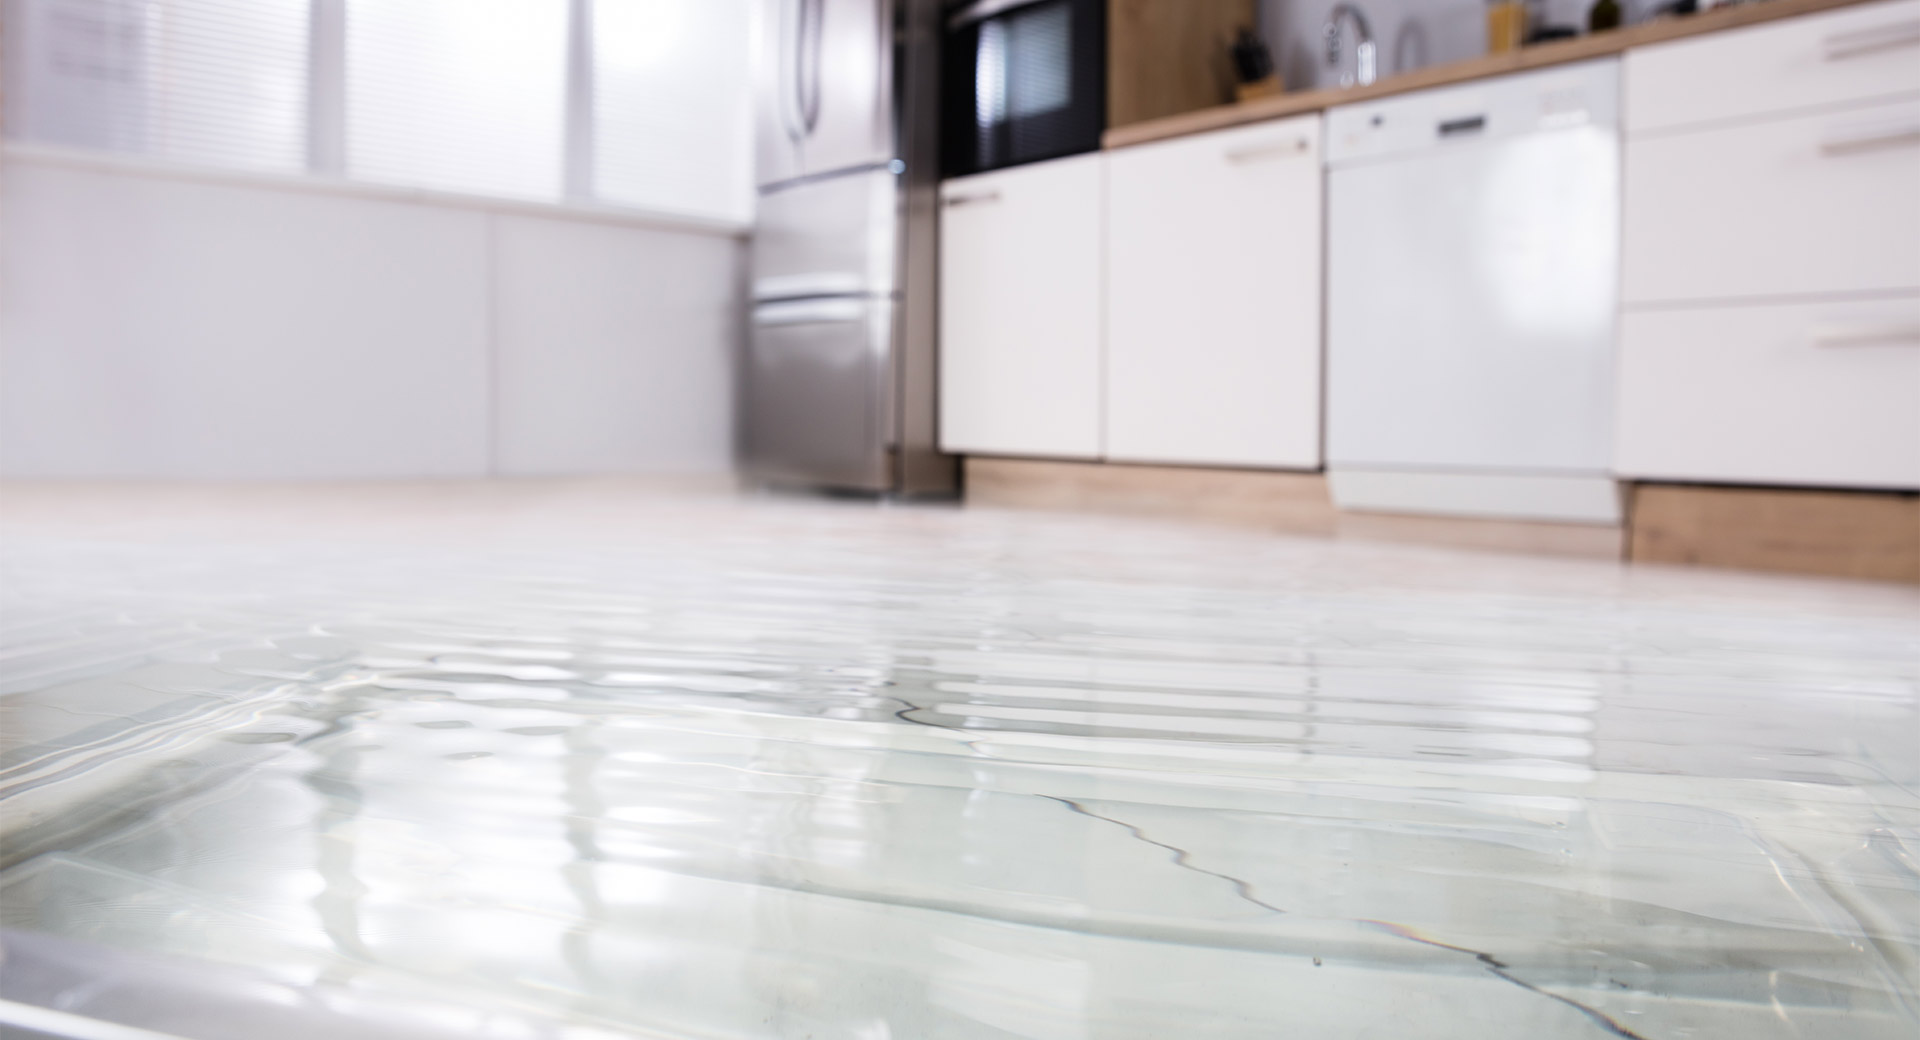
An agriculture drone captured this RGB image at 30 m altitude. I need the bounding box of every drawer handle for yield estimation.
[1813,324,1920,347]
[1225,137,1312,163]
[1820,124,1920,156]
[1822,19,1920,60]
[943,190,1002,207]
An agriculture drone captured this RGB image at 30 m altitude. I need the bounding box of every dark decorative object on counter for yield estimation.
[1229,25,1274,85]
[1527,23,1580,42]
[1230,23,1283,100]
[1588,0,1622,32]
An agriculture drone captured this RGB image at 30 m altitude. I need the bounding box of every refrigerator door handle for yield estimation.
[779,0,799,143]
[780,0,822,144]
[756,298,869,326]
[795,0,825,139]
[755,272,869,301]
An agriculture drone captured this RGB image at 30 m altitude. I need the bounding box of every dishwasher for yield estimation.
[1324,59,1622,524]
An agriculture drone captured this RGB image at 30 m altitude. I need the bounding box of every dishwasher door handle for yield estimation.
[1437,115,1486,138]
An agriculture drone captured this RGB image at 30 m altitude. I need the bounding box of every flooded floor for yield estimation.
[1,481,1915,1040]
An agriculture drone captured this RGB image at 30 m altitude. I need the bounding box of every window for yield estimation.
[591,0,751,223]
[345,0,567,202]
[2,0,752,221]
[3,0,309,173]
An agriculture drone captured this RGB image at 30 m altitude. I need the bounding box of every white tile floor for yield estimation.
[1,480,1915,1040]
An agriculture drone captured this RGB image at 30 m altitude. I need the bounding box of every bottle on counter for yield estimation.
[1589,0,1622,32]
[1487,0,1527,54]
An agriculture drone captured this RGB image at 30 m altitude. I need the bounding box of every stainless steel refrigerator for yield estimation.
[745,0,955,495]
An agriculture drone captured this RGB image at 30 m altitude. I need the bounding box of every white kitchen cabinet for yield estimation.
[939,154,1104,459]
[1622,95,1920,305]
[1615,1,1920,492]
[1625,0,1920,135]
[1104,115,1324,469]
[1615,296,1920,489]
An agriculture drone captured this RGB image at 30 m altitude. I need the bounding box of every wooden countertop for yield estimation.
[1103,0,1883,149]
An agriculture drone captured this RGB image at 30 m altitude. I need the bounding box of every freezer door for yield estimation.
[743,298,894,490]
[752,168,898,301]
[755,0,894,187]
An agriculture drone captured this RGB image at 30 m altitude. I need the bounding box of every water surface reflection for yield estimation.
[1,501,1915,1038]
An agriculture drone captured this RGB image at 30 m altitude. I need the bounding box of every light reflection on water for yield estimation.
[0,499,1915,1039]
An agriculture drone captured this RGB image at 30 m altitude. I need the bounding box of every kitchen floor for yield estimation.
[1,480,1915,1040]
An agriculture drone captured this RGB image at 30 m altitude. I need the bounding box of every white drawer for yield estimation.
[1622,95,1920,305]
[1625,0,1920,135]
[1614,295,1920,490]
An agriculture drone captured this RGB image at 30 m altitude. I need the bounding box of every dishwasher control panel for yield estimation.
[1324,58,1621,167]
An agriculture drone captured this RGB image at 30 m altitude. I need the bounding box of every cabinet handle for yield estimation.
[1822,19,1920,60]
[1224,137,1312,163]
[1813,324,1920,347]
[1820,124,1920,156]
[943,190,1002,207]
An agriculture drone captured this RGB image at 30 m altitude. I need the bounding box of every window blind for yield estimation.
[344,0,567,202]
[2,0,753,221]
[3,0,309,173]
[591,0,752,223]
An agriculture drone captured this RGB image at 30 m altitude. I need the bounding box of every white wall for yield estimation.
[0,149,743,480]
[491,215,740,476]
[1259,0,1626,91]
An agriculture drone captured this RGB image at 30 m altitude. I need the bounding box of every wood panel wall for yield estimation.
[1108,0,1259,129]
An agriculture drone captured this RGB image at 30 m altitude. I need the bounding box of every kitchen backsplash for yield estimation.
[1258,0,1651,90]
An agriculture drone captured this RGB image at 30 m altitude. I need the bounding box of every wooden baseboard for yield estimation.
[1628,483,1920,584]
[963,456,1336,535]
[962,460,1920,581]
[1336,511,1625,560]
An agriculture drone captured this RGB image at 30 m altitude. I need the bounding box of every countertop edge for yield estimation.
[1102,0,1885,149]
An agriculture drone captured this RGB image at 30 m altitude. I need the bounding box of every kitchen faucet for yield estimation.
[1325,3,1377,88]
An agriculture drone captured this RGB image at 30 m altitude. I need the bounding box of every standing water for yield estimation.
[1,492,1915,1039]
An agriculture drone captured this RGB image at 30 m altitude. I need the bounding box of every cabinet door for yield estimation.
[1615,295,1920,489]
[1105,116,1323,468]
[1622,96,1920,305]
[939,154,1104,458]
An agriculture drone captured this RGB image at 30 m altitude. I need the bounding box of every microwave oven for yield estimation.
[941,0,1106,177]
